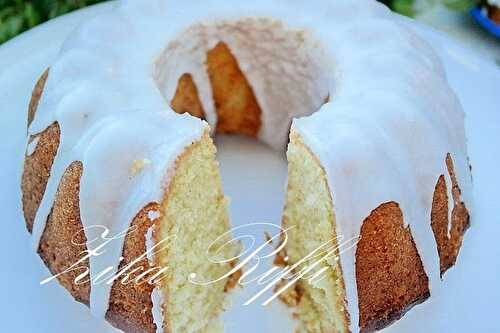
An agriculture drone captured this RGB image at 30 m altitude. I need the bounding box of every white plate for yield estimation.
[0,3,499,332]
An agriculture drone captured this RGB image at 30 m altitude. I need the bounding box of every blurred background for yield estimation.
[0,0,499,61]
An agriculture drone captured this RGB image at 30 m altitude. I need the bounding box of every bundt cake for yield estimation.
[21,0,472,332]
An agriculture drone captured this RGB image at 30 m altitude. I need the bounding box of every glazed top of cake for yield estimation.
[27,0,472,331]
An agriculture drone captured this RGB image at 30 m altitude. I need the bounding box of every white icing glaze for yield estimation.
[26,0,472,331]
[151,287,165,333]
[445,164,454,238]
[145,226,156,267]
[148,210,161,221]
[26,136,39,156]
[146,226,165,333]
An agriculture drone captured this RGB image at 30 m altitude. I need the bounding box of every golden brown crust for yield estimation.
[431,154,470,276]
[27,69,49,131]
[37,162,161,333]
[38,161,90,304]
[22,122,60,233]
[106,203,161,333]
[22,68,56,233]
[356,202,430,333]
[171,73,206,120]
[206,42,262,137]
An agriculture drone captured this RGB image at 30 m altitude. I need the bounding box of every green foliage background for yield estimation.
[0,0,478,44]
[388,0,477,17]
[0,0,105,43]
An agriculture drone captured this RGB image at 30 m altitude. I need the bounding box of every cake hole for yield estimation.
[154,17,333,149]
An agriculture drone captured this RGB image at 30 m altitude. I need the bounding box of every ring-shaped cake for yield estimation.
[22,0,472,332]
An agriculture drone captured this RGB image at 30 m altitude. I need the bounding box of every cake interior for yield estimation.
[280,133,349,333]
[156,132,237,333]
